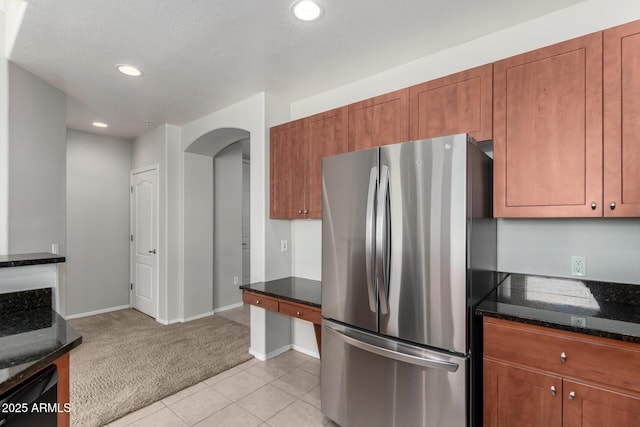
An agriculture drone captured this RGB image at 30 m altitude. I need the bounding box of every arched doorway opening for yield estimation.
[183,128,250,318]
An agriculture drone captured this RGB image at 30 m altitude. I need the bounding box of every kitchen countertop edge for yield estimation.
[476,308,640,344]
[476,273,640,345]
[0,252,66,268]
[0,312,82,395]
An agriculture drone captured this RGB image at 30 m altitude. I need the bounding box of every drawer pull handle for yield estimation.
[568,391,576,400]
[560,352,567,363]
[550,386,557,396]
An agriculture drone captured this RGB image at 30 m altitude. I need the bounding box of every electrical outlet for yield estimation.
[570,315,587,328]
[280,239,288,252]
[233,276,239,285]
[570,256,586,277]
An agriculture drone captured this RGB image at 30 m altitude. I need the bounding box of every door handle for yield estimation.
[376,165,390,315]
[324,322,459,372]
[148,249,157,254]
[365,166,378,313]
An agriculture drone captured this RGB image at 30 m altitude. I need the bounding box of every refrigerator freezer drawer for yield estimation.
[321,321,468,427]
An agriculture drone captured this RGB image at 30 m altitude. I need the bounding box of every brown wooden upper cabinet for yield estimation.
[493,33,604,217]
[603,20,640,217]
[270,107,348,219]
[270,118,305,219]
[409,64,493,142]
[348,88,409,151]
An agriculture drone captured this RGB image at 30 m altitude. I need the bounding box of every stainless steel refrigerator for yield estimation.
[321,133,496,427]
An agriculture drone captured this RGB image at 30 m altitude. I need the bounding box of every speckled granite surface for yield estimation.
[476,273,640,344]
[0,252,65,268]
[240,277,321,308]
[0,289,82,395]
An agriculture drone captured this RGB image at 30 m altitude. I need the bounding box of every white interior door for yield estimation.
[131,167,158,318]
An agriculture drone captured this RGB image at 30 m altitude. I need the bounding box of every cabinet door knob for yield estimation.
[560,352,567,363]
[550,386,557,396]
[296,311,301,316]
[568,391,576,400]
[256,300,260,304]
[298,209,303,214]
[303,209,309,215]
[610,202,616,210]
[591,202,597,210]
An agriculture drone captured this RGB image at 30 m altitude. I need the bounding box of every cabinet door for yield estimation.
[409,64,492,142]
[493,33,603,217]
[305,107,348,218]
[604,20,640,217]
[348,89,409,151]
[270,120,306,218]
[484,358,562,427]
[563,380,640,427]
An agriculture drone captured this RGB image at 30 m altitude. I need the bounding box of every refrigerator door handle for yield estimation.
[376,165,390,315]
[365,166,378,312]
[324,322,459,373]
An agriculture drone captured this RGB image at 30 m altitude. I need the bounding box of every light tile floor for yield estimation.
[104,305,338,427]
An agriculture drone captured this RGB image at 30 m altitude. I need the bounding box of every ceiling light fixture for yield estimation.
[115,64,143,77]
[92,121,108,128]
[291,0,323,22]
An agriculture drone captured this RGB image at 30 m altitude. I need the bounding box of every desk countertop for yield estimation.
[240,277,321,308]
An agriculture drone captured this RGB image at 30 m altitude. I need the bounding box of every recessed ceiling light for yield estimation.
[291,0,323,22]
[115,64,143,77]
[92,121,108,128]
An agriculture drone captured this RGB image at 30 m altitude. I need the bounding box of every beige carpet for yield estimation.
[68,309,252,427]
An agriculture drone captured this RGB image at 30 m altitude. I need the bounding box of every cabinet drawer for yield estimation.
[279,301,321,324]
[484,318,640,394]
[243,291,279,312]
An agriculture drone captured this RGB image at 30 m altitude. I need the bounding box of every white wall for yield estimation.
[213,142,243,310]
[288,0,640,286]
[498,219,640,284]
[7,62,66,254]
[183,151,214,319]
[66,130,132,317]
[0,12,8,254]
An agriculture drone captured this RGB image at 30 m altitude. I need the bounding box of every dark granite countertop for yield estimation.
[476,273,640,344]
[0,289,82,395]
[0,252,65,268]
[240,277,321,308]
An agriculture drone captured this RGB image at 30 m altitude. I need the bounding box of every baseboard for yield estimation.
[249,344,292,361]
[65,304,131,320]
[184,311,215,322]
[214,302,244,313]
[291,344,320,359]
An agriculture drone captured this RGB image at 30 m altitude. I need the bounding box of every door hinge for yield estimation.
[130,234,134,242]
[130,283,133,290]
[130,186,133,193]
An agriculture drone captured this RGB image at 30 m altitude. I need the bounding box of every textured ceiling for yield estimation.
[8,0,586,139]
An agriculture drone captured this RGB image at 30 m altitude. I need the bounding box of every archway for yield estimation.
[183,128,250,318]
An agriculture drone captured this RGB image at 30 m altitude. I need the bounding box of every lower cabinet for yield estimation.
[483,317,640,427]
[484,359,562,426]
